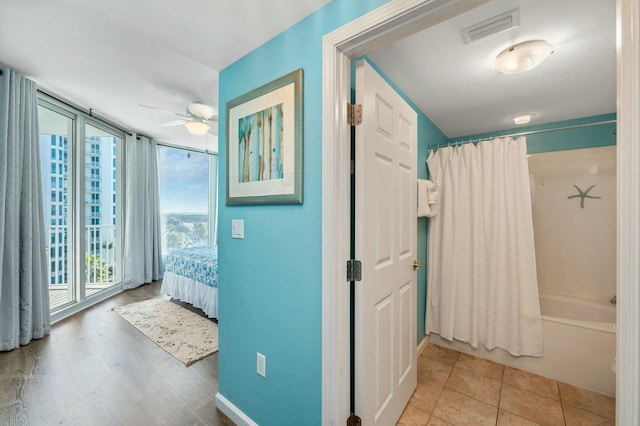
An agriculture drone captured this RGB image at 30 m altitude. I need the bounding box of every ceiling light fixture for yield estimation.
[185,120,210,135]
[495,40,555,74]
[512,113,535,125]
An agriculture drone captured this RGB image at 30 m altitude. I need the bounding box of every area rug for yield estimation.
[112,297,218,366]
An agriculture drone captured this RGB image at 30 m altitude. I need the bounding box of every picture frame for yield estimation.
[226,68,303,205]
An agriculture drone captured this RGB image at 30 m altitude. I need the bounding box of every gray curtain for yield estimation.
[0,67,50,351]
[122,135,162,289]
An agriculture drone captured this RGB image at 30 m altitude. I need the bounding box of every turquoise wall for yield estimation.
[217,2,389,425]
[355,57,448,342]
[447,113,617,153]
[218,1,615,421]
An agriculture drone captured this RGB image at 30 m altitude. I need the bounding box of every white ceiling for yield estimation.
[0,0,331,152]
[1,0,616,148]
[368,0,616,138]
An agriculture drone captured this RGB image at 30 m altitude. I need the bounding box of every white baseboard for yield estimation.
[215,393,259,426]
[417,335,430,356]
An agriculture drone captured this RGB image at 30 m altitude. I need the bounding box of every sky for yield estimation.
[158,146,211,214]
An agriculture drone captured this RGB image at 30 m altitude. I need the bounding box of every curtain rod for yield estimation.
[37,88,137,137]
[430,119,617,151]
[155,140,218,156]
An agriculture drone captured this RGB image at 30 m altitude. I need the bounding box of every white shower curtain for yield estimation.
[426,137,543,356]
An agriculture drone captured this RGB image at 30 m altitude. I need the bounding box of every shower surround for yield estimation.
[430,145,617,396]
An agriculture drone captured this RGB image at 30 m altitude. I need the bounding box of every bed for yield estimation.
[161,245,218,319]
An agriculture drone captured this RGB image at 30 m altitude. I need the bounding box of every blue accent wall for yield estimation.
[217,2,389,425]
[447,113,617,153]
[355,57,447,343]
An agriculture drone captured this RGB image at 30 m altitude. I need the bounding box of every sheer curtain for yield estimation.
[122,135,162,289]
[426,137,543,356]
[0,68,50,351]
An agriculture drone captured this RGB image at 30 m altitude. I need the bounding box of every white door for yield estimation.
[354,60,418,425]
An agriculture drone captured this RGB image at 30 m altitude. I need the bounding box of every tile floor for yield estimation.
[397,343,616,425]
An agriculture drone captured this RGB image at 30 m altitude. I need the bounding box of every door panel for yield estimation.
[375,296,393,417]
[38,105,74,310]
[84,123,122,299]
[374,154,393,266]
[399,281,413,381]
[355,60,418,425]
[398,162,413,258]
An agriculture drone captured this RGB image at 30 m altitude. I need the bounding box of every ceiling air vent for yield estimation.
[461,8,520,44]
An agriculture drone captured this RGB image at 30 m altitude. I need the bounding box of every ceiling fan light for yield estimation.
[185,121,209,135]
[495,40,554,74]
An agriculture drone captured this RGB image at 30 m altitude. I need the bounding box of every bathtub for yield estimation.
[428,292,616,396]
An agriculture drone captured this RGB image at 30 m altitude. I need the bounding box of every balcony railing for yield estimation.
[45,224,118,290]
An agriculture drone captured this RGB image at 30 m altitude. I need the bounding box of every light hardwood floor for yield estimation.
[0,281,232,426]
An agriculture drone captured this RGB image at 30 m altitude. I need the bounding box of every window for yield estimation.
[158,146,217,254]
[51,164,56,174]
[51,148,56,159]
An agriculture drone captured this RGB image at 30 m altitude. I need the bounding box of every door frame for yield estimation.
[321,0,640,424]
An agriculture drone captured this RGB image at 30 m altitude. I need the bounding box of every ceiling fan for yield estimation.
[140,102,217,135]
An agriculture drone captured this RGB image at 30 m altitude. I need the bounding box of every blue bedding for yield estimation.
[163,245,218,288]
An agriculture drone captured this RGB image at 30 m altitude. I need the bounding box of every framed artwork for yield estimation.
[226,68,303,205]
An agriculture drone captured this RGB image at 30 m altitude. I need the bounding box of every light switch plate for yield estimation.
[257,352,266,377]
[231,219,244,239]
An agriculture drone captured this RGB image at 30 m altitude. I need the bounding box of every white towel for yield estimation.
[417,179,441,218]
[428,183,441,206]
[417,179,431,217]
[427,183,442,217]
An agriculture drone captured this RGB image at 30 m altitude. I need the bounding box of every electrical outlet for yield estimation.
[257,352,266,378]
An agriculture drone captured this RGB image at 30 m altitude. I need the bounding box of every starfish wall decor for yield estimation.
[567,184,601,208]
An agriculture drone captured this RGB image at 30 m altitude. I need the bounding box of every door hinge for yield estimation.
[347,103,362,126]
[346,259,362,282]
[347,414,362,426]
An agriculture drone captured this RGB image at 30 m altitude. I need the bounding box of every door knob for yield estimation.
[412,260,422,271]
